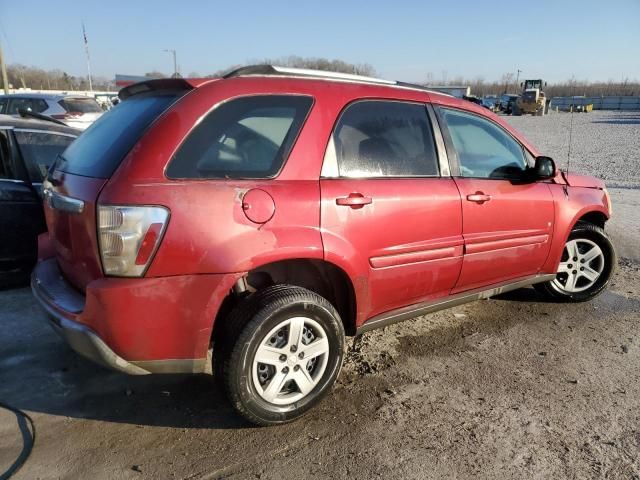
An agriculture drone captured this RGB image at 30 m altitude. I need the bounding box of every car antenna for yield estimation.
[566,77,576,182]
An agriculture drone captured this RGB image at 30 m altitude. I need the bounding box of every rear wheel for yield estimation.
[535,223,616,302]
[220,285,345,426]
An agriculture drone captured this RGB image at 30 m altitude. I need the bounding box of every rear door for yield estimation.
[436,107,554,292]
[320,100,463,320]
[0,129,45,280]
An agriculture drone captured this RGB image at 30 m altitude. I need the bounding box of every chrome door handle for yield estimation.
[466,192,491,204]
[336,193,372,209]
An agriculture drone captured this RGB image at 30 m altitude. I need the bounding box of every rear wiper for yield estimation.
[18,108,68,126]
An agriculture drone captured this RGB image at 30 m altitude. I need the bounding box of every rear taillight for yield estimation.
[97,205,169,277]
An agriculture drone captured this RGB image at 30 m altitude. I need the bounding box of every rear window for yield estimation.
[166,95,313,179]
[56,92,182,178]
[58,97,103,113]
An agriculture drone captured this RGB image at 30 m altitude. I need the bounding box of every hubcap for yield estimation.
[553,238,605,293]
[252,317,329,405]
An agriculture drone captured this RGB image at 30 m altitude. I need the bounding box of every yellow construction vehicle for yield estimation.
[515,79,548,116]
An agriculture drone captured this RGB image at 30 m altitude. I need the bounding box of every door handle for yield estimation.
[466,192,491,204]
[336,193,372,209]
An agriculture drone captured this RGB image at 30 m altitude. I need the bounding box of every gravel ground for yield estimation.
[504,110,640,188]
[0,110,639,480]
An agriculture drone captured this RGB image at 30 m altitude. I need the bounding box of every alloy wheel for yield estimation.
[552,238,605,293]
[252,317,329,405]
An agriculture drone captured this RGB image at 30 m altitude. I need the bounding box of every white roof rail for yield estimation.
[223,65,395,85]
[222,65,449,96]
[270,66,396,85]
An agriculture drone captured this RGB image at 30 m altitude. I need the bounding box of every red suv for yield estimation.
[32,66,615,425]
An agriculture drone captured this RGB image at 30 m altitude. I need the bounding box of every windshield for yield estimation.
[55,91,183,178]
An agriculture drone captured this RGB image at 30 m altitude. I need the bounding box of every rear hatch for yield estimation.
[56,97,104,130]
[45,84,189,290]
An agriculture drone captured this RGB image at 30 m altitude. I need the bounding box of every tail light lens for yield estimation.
[97,205,169,277]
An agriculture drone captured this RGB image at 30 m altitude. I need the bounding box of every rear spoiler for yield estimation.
[118,78,207,100]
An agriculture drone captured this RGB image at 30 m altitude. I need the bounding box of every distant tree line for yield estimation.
[424,72,640,97]
[3,60,638,97]
[5,64,114,91]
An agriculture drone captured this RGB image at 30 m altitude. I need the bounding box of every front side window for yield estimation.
[331,100,438,178]
[440,108,526,179]
[14,131,76,181]
[166,95,313,179]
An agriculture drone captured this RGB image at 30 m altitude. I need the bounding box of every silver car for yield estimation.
[0,93,103,130]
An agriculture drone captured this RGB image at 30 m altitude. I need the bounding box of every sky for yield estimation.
[1,0,639,84]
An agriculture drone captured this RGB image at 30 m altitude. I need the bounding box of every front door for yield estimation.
[436,107,555,292]
[320,100,464,322]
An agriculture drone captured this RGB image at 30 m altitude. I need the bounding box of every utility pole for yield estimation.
[0,41,9,94]
[82,23,93,92]
[164,49,177,77]
[516,69,522,89]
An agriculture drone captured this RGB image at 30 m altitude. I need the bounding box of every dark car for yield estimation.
[0,114,79,287]
[500,94,520,114]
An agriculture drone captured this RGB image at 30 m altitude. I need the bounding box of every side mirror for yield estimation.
[533,156,556,180]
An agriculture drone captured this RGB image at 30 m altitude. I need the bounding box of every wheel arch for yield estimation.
[574,209,608,229]
[212,258,359,346]
[542,196,610,274]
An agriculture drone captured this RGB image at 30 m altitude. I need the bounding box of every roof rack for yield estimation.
[223,65,396,85]
[222,65,449,96]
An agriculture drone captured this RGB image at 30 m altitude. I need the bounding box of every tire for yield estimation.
[534,223,616,302]
[220,285,345,426]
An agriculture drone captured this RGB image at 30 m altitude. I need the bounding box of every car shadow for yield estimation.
[0,289,253,431]
[491,286,561,303]
[1,286,634,431]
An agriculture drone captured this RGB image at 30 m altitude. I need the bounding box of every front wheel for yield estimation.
[535,223,616,302]
[221,285,345,426]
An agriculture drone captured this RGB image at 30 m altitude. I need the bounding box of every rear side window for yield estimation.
[56,92,182,178]
[14,131,76,181]
[0,98,9,114]
[332,100,438,177]
[166,95,313,179]
[59,98,103,113]
[7,98,48,114]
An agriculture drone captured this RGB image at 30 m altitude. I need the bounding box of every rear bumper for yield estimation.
[31,258,243,375]
[32,259,151,374]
